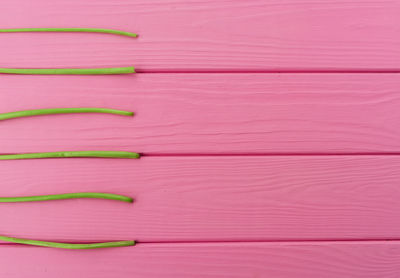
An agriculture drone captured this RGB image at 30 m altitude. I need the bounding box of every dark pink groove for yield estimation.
[136,69,400,74]
[3,238,400,247]
[142,152,400,157]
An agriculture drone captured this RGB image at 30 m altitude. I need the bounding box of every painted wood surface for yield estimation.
[1,241,400,277]
[0,155,399,242]
[1,74,400,154]
[1,0,398,275]
[0,1,399,71]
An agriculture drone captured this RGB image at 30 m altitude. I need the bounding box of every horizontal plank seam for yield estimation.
[137,238,400,244]
[3,152,400,157]
[2,239,400,248]
[136,69,400,74]
[142,152,400,157]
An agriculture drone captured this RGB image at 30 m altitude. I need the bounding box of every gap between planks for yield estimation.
[1,238,400,248]
[142,152,400,157]
[136,69,400,74]
[4,153,400,157]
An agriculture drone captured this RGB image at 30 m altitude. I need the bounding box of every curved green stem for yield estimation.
[0,28,137,38]
[0,67,135,75]
[0,193,133,203]
[0,151,140,160]
[0,235,135,249]
[0,108,133,121]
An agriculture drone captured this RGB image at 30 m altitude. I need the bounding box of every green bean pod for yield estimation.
[0,28,137,38]
[0,67,135,75]
[0,151,140,160]
[0,235,135,249]
[0,108,133,121]
[0,192,133,203]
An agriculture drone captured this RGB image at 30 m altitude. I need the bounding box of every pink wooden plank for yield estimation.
[0,241,399,277]
[1,74,400,154]
[0,0,399,71]
[0,155,399,242]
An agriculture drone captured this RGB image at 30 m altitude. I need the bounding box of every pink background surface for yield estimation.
[1,0,400,277]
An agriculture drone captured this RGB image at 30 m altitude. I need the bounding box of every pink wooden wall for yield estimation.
[1,0,400,277]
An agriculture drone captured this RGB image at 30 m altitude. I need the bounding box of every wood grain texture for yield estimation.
[1,241,400,277]
[1,74,400,154]
[0,0,399,70]
[0,156,400,242]
[0,74,400,154]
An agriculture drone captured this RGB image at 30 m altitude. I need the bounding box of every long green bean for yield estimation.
[0,28,137,38]
[0,67,135,75]
[0,235,135,249]
[0,151,140,160]
[0,192,133,203]
[0,108,133,121]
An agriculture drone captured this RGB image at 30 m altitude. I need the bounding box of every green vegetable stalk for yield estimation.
[0,151,140,160]
[0,28,137,38]
[0,67,135,75]
[0,235,135,249]
[0,108,133,121]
